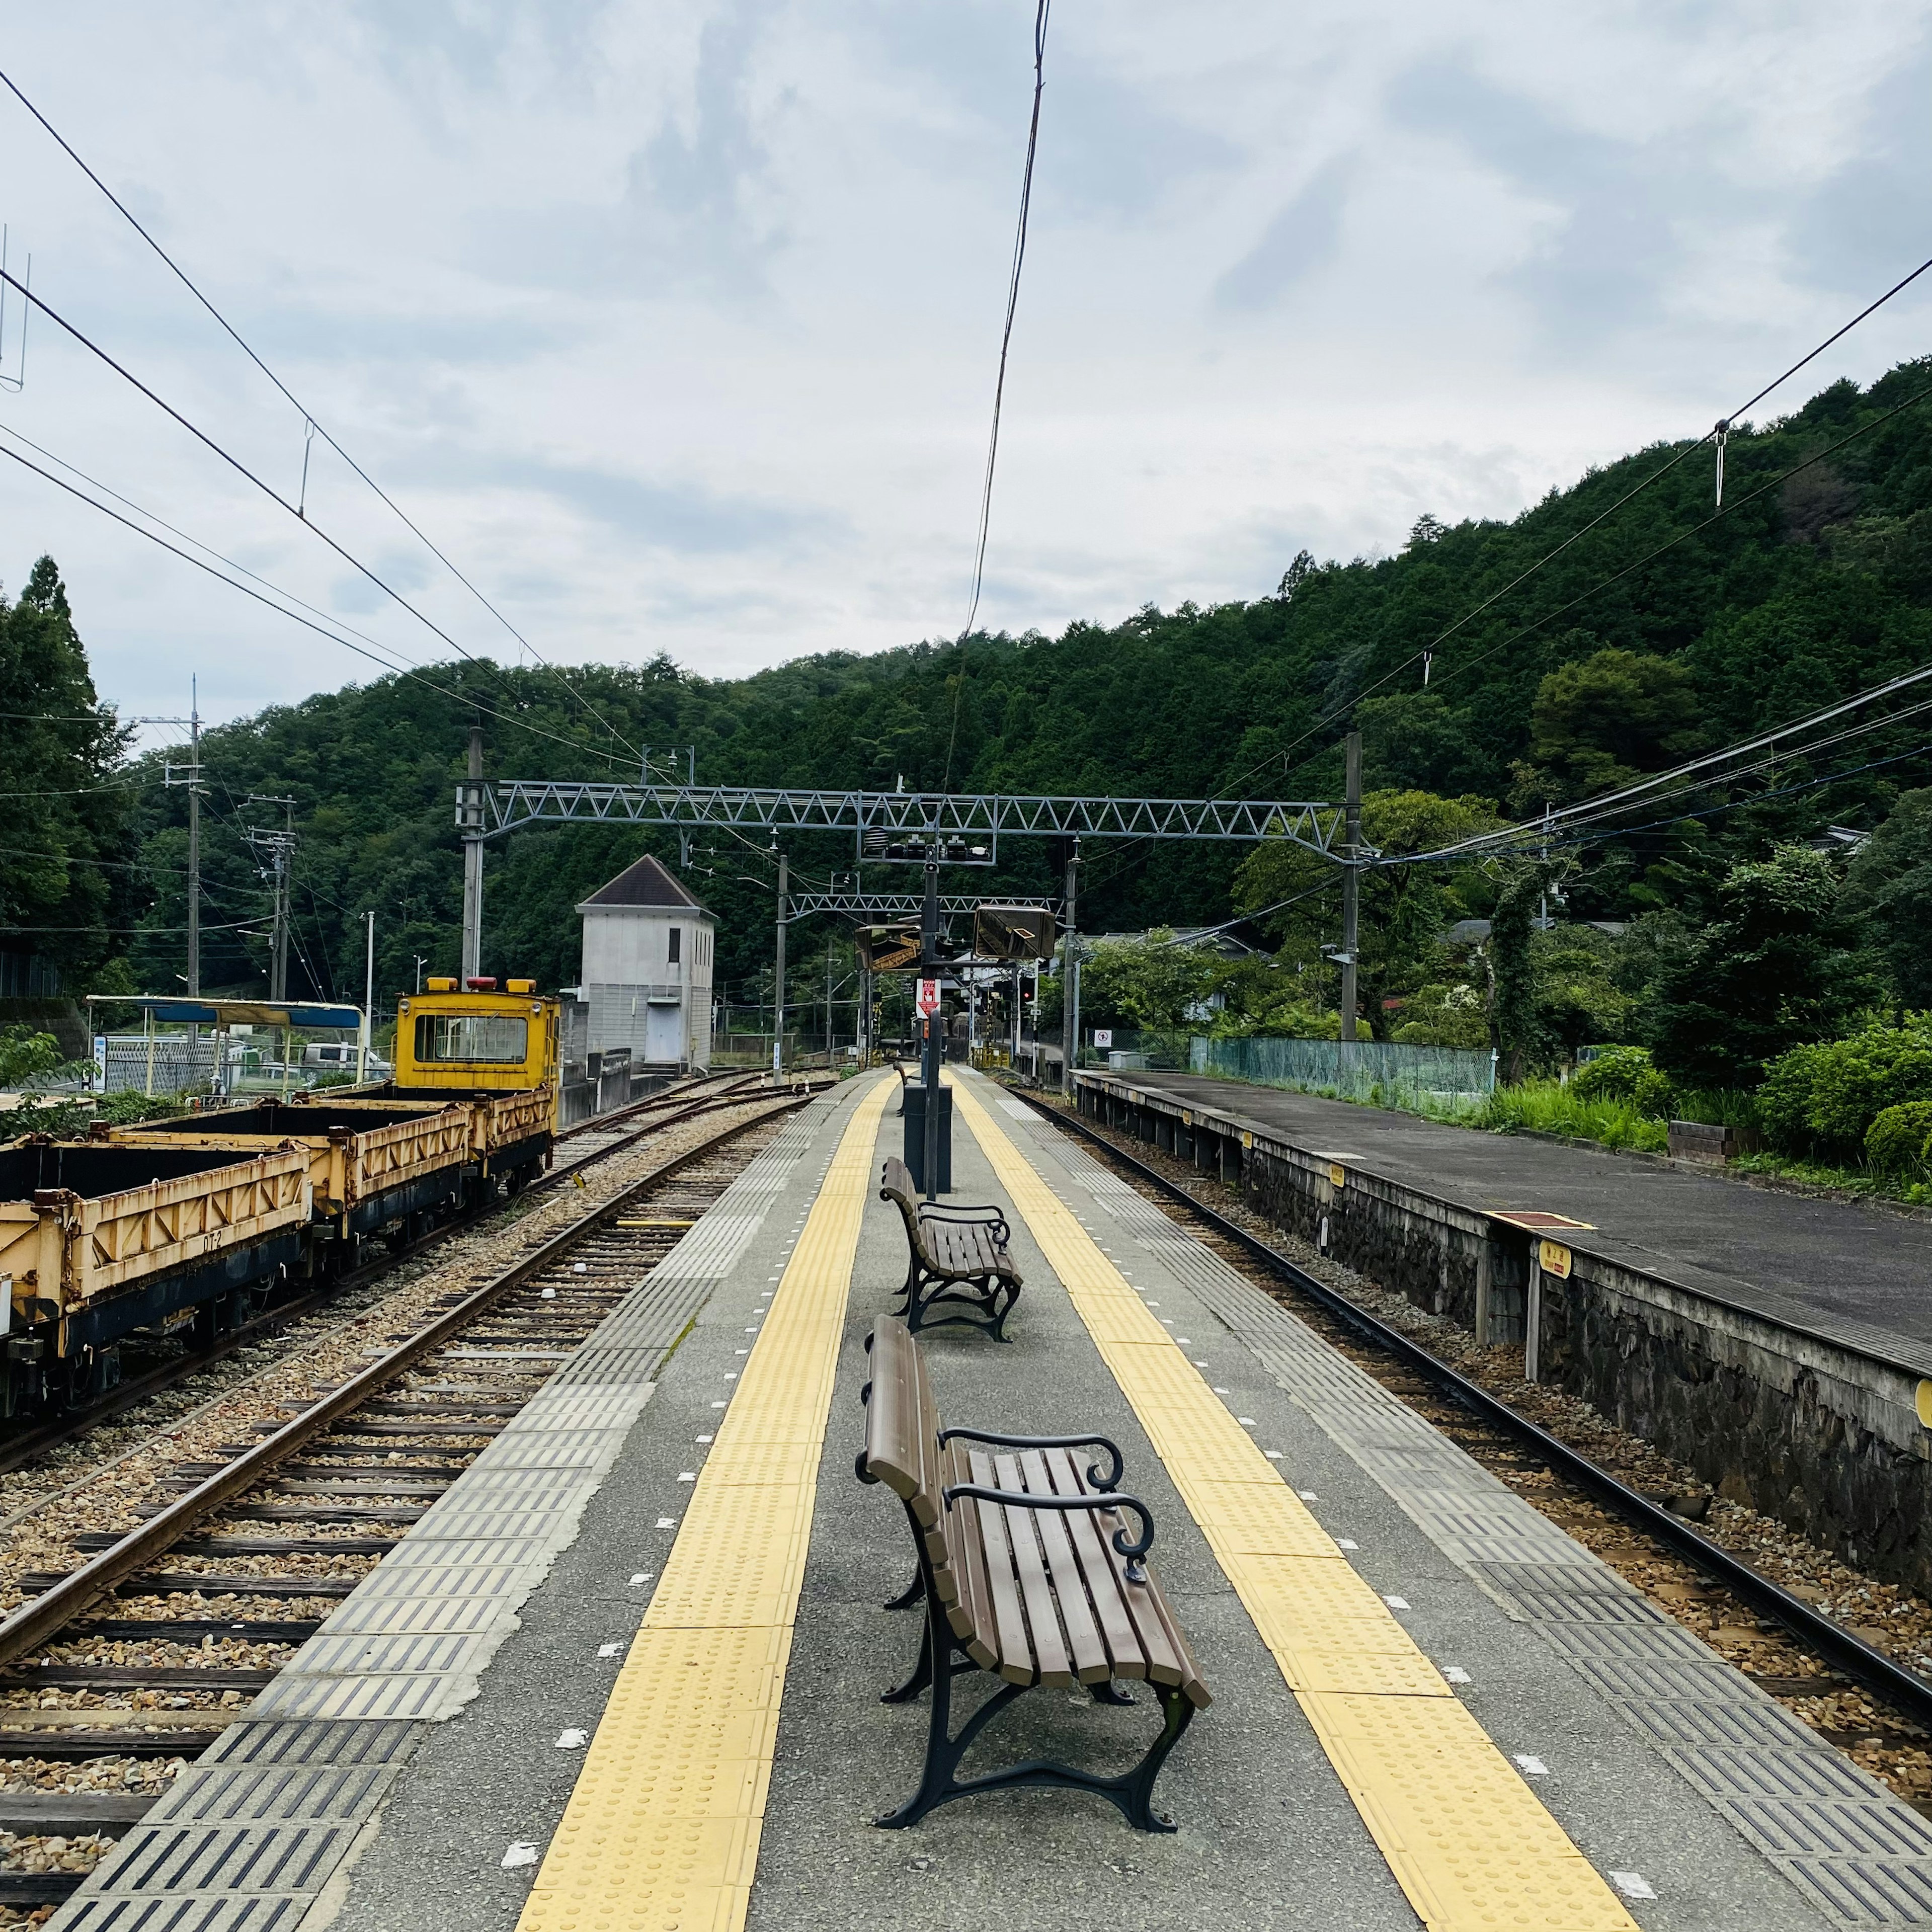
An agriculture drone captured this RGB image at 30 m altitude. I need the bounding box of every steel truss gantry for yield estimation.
[482,780,1344,859]
[782,891,1064,924]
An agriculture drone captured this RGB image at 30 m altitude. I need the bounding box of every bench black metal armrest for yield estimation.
[937,1427,1122,1492]
[943,1483,1155,1583]
[918,1202,1012,1240]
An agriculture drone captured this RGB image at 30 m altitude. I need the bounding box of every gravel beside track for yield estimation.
[1026,1088,1932,1819]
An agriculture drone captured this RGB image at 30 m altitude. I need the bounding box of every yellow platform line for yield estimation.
[517,1075,895,1932]
[948,1075,1636,1932]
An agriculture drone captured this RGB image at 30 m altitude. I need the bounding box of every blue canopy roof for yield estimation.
[86,996,364,1031]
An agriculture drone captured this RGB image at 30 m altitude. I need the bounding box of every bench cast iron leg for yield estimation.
[879,1598,1194,1833]
[884,1569,925,1612]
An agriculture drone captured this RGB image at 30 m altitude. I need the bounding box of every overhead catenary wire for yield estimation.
[0,64,643,766]
[945,0,1052,791]
[0,440,613,763]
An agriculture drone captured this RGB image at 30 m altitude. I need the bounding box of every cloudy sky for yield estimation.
[1,1,1928,743]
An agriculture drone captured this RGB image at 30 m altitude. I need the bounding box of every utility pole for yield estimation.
[772,852,788,1077]
[1339,731,1362,1045]
[360,910,375,1083]
[1061,841,1080,1096]
[459,723,485,982]
[244,796,297,1003]
[413,954,427,995]
[159,681,205,1082]
[825,934,835,1066]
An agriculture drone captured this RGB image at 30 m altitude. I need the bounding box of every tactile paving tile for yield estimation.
[314,1592,512,1637]
[83,1825,355,1898]
[1534,1620,1718,1665]
[61,1899,314,1930]
[1664,1744,1897,1805]
[243,1672,452,1723]
[145,1763,400,1825]
[198,1720,419,1768]
[1785,1856,1932,1923]
[1725,1797,1932,1859]
[1296,1690,1638,1931]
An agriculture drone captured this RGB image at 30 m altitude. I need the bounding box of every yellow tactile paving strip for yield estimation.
[517,1075,895,1932]
[948,1075,1638,1932]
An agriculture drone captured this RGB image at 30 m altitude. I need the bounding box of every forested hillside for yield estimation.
[10,359,1932,1045]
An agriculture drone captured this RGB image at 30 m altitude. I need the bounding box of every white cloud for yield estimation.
[0,0,1926,740]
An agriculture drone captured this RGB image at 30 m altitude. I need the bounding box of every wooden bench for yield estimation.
[855,1319,1209,1831]
[879,1156,1022,1342]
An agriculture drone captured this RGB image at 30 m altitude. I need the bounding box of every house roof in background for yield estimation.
[577,854,713,916]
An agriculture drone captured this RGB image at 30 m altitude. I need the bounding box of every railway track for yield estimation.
[0,1070,785,1479]
[1009,1085,1932,1816]
[0,1089,814,1913]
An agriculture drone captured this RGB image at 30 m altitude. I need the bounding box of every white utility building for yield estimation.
[577,854,716,1071]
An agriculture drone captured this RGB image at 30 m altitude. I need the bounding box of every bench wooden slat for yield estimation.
[996,1452,1074,1688]
[1042,1445,1149,1681]
[942,1439,1001,1671]
[969,1448,1037,1686]
[1019,1448,1111,1685]
[1092,1502,1187,1690]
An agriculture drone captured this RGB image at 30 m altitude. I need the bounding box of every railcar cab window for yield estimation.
[414,1013,529,1064]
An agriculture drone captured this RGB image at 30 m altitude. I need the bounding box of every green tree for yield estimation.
[0,557,135,988]
[1510,647,1702,812]
[1232,789,1500,1035]
[1840,788,1932,1011]
[1076,932,1215,1032]
[1646,845,1872,1086]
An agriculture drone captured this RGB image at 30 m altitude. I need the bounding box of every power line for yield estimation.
[0,267,617,761]
[0,438,613,760]
[946,0,1052,789]
[0,63,643,766]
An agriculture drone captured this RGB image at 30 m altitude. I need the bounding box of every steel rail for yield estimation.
[1007,1086,1932,1735]
[0,1091,816,1666]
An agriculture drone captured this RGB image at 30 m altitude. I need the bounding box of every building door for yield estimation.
[645,1001,683,1064]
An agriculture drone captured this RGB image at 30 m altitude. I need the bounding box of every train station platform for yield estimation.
[1078,1068,1932,1364]
[54,1071,1932,1931]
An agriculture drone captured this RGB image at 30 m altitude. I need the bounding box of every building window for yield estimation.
[669,927,682,965]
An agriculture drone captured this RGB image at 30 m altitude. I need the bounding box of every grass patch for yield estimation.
[1461,1079,1668,1152]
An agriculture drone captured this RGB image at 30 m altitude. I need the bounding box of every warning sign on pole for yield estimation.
[917,978,941,1016]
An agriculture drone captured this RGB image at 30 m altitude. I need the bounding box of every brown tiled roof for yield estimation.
[576,853,712,914]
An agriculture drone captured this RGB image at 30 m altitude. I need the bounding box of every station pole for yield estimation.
[772,852,788,1077]
[921,858,942,1200]
[460,723,485,982]
[360,910,375,1083]
[185,685,202,1085]
[1060,842,1080,1096]
[1339,731,1362,1047]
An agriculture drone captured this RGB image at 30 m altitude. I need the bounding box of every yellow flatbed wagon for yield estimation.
[0,1139,312,1409]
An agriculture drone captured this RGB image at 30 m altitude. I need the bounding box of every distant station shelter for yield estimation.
[577,854,716,1073]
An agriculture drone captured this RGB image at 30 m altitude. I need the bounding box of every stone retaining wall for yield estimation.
[1075,1072,1932,1594]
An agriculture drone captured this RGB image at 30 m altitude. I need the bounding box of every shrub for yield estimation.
[1572,1045,1652,1103]
[1759,1026,1932,1156]
[1867,1101,1932,1177]
[1573,1046,1675,1120]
